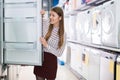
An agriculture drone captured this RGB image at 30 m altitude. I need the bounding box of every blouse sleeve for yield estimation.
[42,18,49,37]
[46,33,67,57]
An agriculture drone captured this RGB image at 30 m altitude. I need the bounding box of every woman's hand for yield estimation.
[40,37,48,48]
[40,10,45,15]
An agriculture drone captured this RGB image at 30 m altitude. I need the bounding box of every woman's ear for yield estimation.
[59,17,62,20]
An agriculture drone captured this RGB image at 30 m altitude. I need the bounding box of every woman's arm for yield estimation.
[46,34,67,57]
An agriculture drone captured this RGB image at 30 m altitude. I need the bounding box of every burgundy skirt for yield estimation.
[34,52,58,79]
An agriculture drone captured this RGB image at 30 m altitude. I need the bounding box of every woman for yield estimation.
[34,7,66,80]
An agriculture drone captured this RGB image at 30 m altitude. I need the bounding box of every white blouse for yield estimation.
[42,19,66,57]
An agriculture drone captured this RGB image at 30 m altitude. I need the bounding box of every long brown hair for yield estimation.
[45,7,64,49]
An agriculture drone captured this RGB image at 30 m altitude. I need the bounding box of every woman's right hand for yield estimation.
[40,10,45,15]
[40,37,48,48]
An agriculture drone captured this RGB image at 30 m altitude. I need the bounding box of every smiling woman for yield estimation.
[34,7,66,80]
[49,10,62,27]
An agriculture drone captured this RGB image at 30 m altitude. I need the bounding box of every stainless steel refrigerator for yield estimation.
[0,0,43,66]
[0,0,4,78]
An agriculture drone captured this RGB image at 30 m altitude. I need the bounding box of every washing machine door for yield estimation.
[76,12,84,42]
[81,13,87,42]
[82,10,91,43]
[84,14,90,36]
[102,8,114,34]
[91,7,102,44]
[101,1,118,48]
[84,19,89,35]
[76,11,91,43]
[68,15,76,40]
[92,10,101,34]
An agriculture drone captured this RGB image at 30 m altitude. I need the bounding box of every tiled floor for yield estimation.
[56,65,79,80]
[18,65,79,80]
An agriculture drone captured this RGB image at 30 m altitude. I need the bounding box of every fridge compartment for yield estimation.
[4,17,37,22]
[4,2,37,8]
[4,42,36,50]
[4,22,37,42]
[4,7,37,17]
[4,49,42,65]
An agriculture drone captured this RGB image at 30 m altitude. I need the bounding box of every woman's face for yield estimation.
[49,11,61,27]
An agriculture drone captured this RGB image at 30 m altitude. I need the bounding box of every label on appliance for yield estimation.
[93,13,97,29]
[117,64,120,80]
[109,60,114,74]
[82,53,89,66]
[85,53,89,66]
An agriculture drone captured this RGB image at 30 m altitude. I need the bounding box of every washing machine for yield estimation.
[88,48,100,80]
[66,42,71,65]
[75,10,91,44]
[64,16,69,39]
[81,10,91,44]
[100,50,117,80]
[81,46,90,80]
[75,11,84,42]
[91,5,102,45]
[116,55,120,80]
[101,0,120,48]
[68,15,77,41]
[69,43,82,75]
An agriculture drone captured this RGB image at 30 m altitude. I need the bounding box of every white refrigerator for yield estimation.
[0,0,43,66]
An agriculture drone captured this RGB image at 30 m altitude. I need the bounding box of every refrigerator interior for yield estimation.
[2,0,42,65]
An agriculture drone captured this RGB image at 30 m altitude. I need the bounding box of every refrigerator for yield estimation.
[0,0,3,64]
[0,0,4,78]
[0,0,43,66]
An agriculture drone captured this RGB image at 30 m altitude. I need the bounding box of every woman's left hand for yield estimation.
[40,37,48,48]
